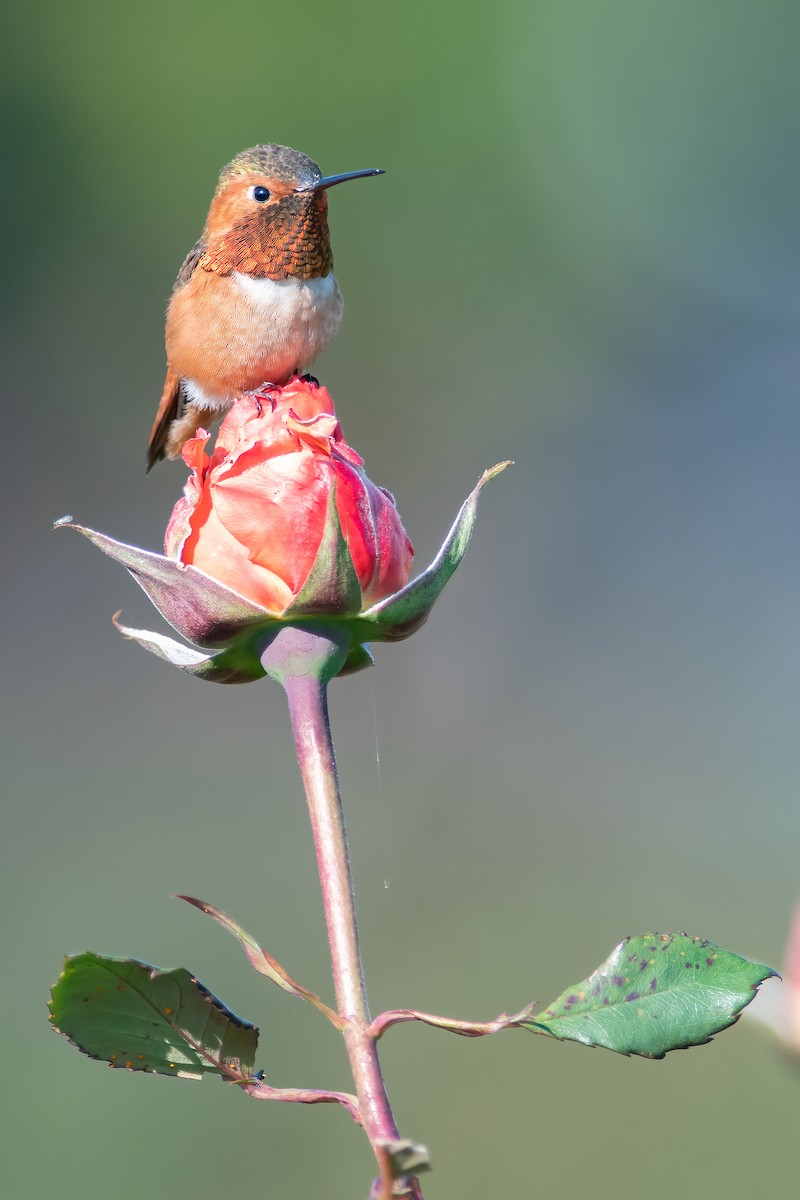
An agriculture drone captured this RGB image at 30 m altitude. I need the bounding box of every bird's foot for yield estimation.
[251,381,280,417]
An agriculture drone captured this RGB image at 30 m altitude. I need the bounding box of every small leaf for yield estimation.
[49,952,259,1080]
[378,1138,432,1177]
[178,896,344,1028]
[526,932,777,1059]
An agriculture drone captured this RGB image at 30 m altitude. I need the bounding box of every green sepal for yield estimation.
[339,643,375,676]
[49,952,259,1081]
[284,481,363,617]
[112,615,269,683]
[358,462,512,641]
[526,932,778,1059]
[57,518,273,647]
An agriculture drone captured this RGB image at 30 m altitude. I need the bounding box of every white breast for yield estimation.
[179,272,344,415]
[233,271,344,378]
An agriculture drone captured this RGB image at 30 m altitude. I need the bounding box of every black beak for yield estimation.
[297,168,385,194]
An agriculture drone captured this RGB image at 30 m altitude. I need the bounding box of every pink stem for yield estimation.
[284,672,399,1130]
[244,1078,361,1122]
[263,627,420,1199]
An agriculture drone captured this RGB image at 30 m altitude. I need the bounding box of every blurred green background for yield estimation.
[3,0,800,1195]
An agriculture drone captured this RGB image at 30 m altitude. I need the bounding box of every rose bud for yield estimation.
[59,374,509,682]
[165,378,414,616]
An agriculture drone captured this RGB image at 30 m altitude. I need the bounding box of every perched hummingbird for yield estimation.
[146,143,383,470]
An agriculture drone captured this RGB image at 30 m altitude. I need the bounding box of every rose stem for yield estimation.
[262,627,419,1199]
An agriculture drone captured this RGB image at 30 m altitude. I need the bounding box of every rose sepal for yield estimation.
[280,481,364,618]
[56,518,277,647]
[111,614,269,683]
[354,461,512,642]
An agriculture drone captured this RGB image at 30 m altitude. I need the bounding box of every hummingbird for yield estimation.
[146,143,384,470]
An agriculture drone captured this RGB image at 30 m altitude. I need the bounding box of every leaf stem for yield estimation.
[368,1002,538,1040]
[243,1078,361,1122]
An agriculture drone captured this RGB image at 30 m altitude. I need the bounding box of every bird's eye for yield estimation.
[252,186,270,202]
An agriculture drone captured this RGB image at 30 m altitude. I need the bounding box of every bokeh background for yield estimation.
[3,1,800,1195]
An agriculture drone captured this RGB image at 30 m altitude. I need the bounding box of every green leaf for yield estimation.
[526,932,777,1059]
[49,952,259,1080]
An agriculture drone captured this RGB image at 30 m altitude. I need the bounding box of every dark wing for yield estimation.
[146,240,206,472]
[174,238,206,289]
[145,370,183,472]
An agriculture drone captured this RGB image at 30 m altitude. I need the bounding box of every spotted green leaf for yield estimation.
[525,933,777,1059]
[49,952,259,1080]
